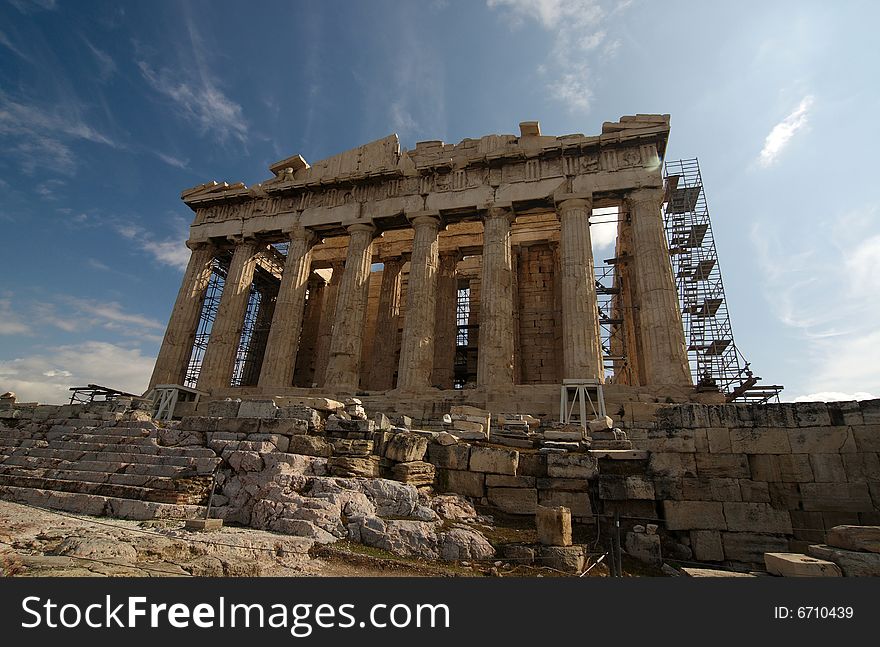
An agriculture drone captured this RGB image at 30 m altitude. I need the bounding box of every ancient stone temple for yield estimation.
[149,115,694,408]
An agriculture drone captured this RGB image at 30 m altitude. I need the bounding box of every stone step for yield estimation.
[0,473,208,505]
[0,453,212,478]
[2,446,218,470]
[47,432,160,446]
[45,439,216,458]
[0,484,206,520]
[0,464,210,491]
[46,425,156,439]
[764,552,842,577]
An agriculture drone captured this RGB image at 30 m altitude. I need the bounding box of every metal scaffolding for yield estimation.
[184,256,227,389]
[663,158,782,403]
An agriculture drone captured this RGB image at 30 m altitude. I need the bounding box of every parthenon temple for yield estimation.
[149,115,699,410]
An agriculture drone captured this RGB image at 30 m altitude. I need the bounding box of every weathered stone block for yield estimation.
[748,454,781,482]
[486,474,535,488]
[778,454,814,483]
[694,453,750,479]
[215,417,261,434]
[663,501,726,530]
[768,482,801,510]
[647,452,697,478]
[487,487,537,514]
[599,475,655,500]
[644,429,695,453]
[537,478,589,491]
[206,400,240,417]
[706,427,731,453]
[826,525,880,554]
[723,502,792,534]
[331,439,374,457]
[327,455,380,478]
[722,532,788,564]
[237,400,278,418]
[787,426,850,453]
[807,544,880,576]
[259,417,310,436]
[681,477,741,502]
[852,425,880,452]
[391,461,435,486]
[738,480,770,503]
[625,531,661,565]
[469,446,519,475]
[729,428,791,454]
[538,490,592,518]
[536,505,572,546]
[427,443,470,470]
[690,530,724,561]
[765,553,841,577]
[809,454,847,482]
[543,430,583,442]
[842,452,880,483]
[538,545,585,573]
[437,469,485,498]
[546,453,598,479]
[801,483,874,512]
[383,432,429,463]
[287,435,333,458]
[794,402,831,427]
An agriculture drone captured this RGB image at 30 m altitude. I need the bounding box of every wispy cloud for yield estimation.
[793,391,877,403]
[758,95,814,167]
[0,341,154,404]
[82,36,117,81]
[0,299,30,335]
[0,29,32,62]
[752,203,880,398]
[0,91,120,175]
[113,219,190,271]
[9,0,57,14]
[154,150,189,169]
[488,0,628,112]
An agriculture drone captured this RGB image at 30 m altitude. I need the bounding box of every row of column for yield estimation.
[148,189,690,393]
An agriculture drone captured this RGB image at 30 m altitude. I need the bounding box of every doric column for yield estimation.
[431,251,459,389]
[293,273,327,387]
[257,227,317,389]
[367,256,402,390]
[627,188,691,385]
[324,224,376,392]
[557,197,603,380]
[314,261,343,386]
[197,238,259,392]
[149,241,215,388]
[397,213,441,391]
[477,205,515,388]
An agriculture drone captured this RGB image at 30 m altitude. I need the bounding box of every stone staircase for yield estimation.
[0,421,221,520]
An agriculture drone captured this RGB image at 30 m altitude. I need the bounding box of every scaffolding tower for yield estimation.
[663,158,782,403]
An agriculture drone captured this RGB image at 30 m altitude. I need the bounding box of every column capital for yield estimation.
[406,210,442,229]
[482,203,515,223]
[379,255,404,269]
[345,222,376,236]
[556,195,592,212]
[185,239,212,251]
[284,225,320,247]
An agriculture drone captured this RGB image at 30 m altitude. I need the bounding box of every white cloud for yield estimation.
[751,204,880,397]
[9,0,57,13]
[0,341,155,404]
[792,392,877,403]
[138,60,247,144]
[488,0,627,112]
[0,29,31,62]
[758,95,814,167]
[154,151,189,169]
[590,206,619,252]
[82,37,117,80]
[0,299,29,335]
[112,219,190,271]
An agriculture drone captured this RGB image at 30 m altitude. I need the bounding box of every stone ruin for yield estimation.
[1,117,879,576]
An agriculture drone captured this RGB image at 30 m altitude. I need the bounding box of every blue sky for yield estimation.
[1,0,878,404]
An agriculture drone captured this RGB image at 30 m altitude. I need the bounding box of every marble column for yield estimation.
[149,241,215,388]
[627,188,691,386]
[197,238,260,392]
[367,256,402,390]
[324,224,376,392]
[293,273,327,387]
[557,197,603,381]
[477,205,515,388]
[258,227,317,389]
[397,214,440,390]
[314,261,344,386]
[431,251,459,389]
